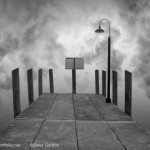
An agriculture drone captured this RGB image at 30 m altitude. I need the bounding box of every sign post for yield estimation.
[65,58,84,94]
[72,58,76,93]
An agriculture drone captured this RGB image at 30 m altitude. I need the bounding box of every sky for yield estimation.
[0,0,150,130]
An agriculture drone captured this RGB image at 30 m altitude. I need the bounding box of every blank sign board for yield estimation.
[65,58,84,69]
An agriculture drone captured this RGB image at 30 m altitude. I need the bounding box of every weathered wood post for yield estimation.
[27,69,34,105]
[12,68,21,118]
[38,69,43,96]
[95,70,99,94]
[112,70,118,105]
[49,69,54,93]
[72,69,76,94]
[125,70,132,116]
[102,70,106,97]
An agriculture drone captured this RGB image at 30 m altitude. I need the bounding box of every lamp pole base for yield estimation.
[106,98,111,103]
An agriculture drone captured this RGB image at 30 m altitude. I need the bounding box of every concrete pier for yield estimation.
[0,93,150,150]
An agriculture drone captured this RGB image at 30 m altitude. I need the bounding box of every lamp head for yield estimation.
[95,25,104,33]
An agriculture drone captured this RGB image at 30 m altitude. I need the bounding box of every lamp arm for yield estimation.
[99,19,110,37]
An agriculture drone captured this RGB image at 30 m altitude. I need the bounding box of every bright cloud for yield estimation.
[0,0,150,97]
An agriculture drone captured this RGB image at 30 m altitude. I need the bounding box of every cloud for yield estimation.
[45,35,66,68]
[20,53,38,69]
[114,0,150,99]
[0,0,68,91]
[0,32,19,58]
[111,49,126,71]
[132,36,150,98]
[0,74,12,91]
[0,0,149,95]
[22,24,39,47]
[143,75,150,98]
[0,0,48,23]
[0,46,7,58]
[82,27,125,72]
[0,66,12,91]
[83,38,107,66]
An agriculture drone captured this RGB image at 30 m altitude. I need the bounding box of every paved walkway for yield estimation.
[0,94,150,150]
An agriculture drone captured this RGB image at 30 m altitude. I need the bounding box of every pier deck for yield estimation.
[0,93,150,150]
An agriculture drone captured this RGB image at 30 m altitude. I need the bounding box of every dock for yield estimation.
[0,93,150,150]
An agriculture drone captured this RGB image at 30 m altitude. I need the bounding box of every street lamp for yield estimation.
[95,19,111,103]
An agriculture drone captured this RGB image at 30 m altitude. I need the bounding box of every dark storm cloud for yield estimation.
[140,17,150,39]
[0,46,7,58]
[133,37,150,77]
[20,53,38,69]
[2,33,19,50]
[0,66,12,91]
[84,38,107,65]
[0,0,66,59]
[0,33,19,58]
[83,27,125,72]
[22,24,38,46]
[133,36,150,98]
[143,75,150,98]
[1,0,149,95]
[117,0,150,99]
[119,0,147,13]
[45,35,66,68]
[0,0,49,23]
[0,0,67,92]
[21,13,60,48]
[111,49,126,71]
[84,41,125,72]
[118,0,150,26]
[0,0,63,48]
[0,74,11,91]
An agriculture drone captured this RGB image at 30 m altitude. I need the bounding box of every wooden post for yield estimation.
[95,70,99,94]
[112,70,118,105]
[125,70,132,116]
[12,68,21,118]
[38,69,43,96]
[27,69,34,105]
[49,69,54,93]
[72,69,76,94]
[102,70,106,97]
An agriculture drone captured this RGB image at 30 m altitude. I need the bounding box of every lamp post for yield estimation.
[95,19,111,103]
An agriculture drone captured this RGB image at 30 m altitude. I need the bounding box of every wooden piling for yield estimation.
[72,69,76,94]
[112,70,118,105]
[27,69,34,105]
[49,69,54,93]
[38,69,43,96]
[95,70,99,94]
[12,68,21,118]
[125,70,132,116]
[102,70,106,97]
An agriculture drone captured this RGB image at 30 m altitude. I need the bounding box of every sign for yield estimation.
[65,58,84,69]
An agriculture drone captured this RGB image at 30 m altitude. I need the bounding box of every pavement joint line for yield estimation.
[88,94,128,150]
[107,120,136,123]
[73,120,135,123]
[72,94,80,150]
[76,120,106,123]
[13,119,136,123]
[45,120,75,122]
[87,94,105,121]
[106,121,128,150]
[15,118,44,121]
[29,94,57,150]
